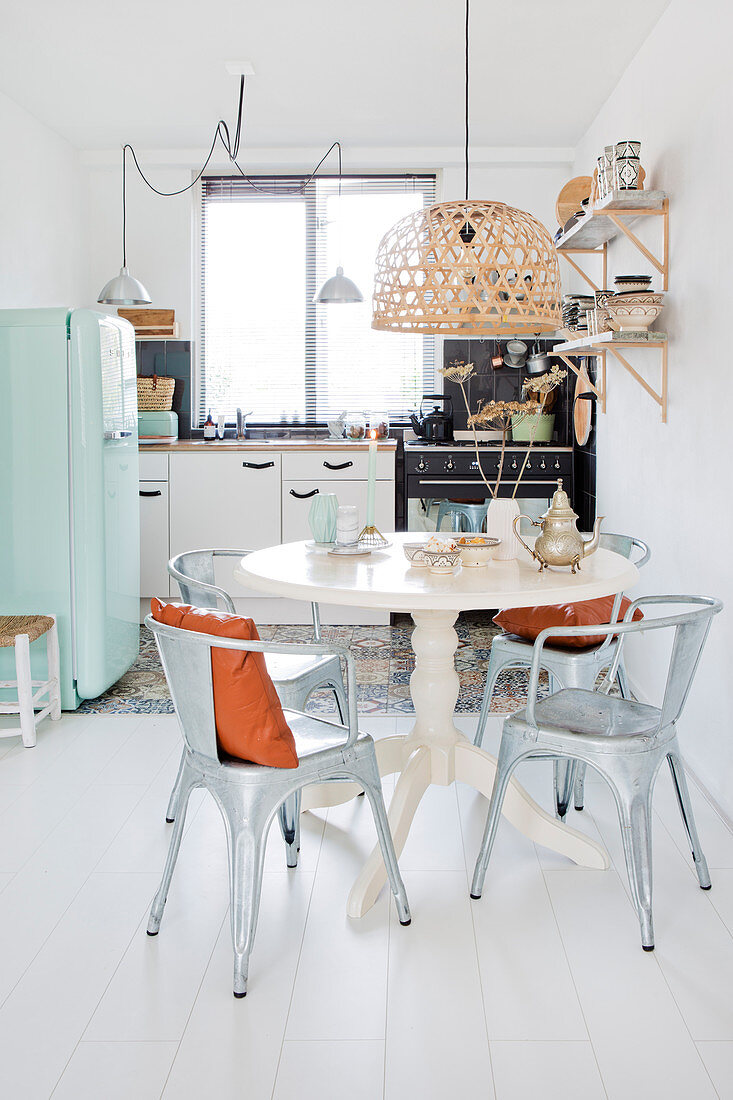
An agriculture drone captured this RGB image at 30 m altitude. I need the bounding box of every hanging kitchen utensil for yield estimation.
[573,362,594,446]
[490,339,503,370]
[526,337,552,376]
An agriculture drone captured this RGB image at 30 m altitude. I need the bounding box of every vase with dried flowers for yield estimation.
[439,359,567,559]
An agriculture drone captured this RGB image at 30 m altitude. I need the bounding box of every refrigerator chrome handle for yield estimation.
[104,430,133,439]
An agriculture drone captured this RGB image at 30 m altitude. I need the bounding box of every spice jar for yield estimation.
[368,412,390,440]
[344,413,367,440]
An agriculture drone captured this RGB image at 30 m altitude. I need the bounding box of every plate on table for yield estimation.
[328,545,373,557]
[305,540,335,552]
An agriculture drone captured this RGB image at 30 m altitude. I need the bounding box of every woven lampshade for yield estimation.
[371,200,561,336]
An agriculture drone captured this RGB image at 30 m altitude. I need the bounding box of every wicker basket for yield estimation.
[137,374,175,411]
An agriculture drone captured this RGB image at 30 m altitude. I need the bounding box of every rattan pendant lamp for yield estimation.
[371,0,561,336]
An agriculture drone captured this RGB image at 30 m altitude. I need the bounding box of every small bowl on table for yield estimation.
[403,542,430,568]
[457,536,501,567]
[421,546,462,574]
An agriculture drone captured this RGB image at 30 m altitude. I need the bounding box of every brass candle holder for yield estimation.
[357,524,390,550]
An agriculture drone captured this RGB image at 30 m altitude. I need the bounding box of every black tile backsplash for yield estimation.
[136,340,193,438]
[442,338,571,445]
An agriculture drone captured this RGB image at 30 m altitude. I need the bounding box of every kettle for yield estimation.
[409,394,454,442]
[513,479,603,573]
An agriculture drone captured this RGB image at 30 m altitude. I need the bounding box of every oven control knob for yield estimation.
[418,458,427,471]
[554,458,561,470]
[445,458,455,471]
[511,458,518,470]
[540,458,546,469]
[526,460,532,470]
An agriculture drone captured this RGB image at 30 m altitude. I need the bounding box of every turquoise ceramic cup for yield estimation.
[308,493,338,544]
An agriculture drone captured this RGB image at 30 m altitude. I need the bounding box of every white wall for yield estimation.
[0,90,84,308]
[83,149,571,337]
[573,0,733,814]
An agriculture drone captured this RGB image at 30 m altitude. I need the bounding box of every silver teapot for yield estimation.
[513,479,603,573]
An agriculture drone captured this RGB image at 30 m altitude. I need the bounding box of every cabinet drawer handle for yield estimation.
[139,489,162,497]
[323,460,353,471]
[289,488,319,499]
[242,460,275,470]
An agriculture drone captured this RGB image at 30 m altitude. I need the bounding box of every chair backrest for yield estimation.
[146,613,220,762]
[594,534,651,652]
[168,548,248,613]
[527,594,722,731]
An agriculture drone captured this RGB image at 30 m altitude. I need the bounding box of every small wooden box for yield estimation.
[117,308,178,338]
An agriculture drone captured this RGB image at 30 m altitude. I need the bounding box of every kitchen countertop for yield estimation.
[139,439,398,452]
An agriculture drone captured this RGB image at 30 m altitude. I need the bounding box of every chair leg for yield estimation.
[166,749,186,823]
[220,791,272,998]
[278,789,302,868]
[608,771,656,950]
[15,634,36,748]
[330,675,347,725]
[46,619,61,720]
[667,751,711,890]
[574,762,587,811]
[474,645,512,748]
[554,759,577,820]
[357,749,411,925]
[147,767,198,936]
[471,734,525,899]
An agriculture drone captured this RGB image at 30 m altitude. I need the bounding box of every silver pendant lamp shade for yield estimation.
[98,265,151,307]
[314,266,363,304]
[98,147,152,306]
[312,142,363,305]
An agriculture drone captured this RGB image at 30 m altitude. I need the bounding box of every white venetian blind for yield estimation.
[198,174,435,425]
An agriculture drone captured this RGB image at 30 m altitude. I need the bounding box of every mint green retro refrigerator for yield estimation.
[0,308,140,709]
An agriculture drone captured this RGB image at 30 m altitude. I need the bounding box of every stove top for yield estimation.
[403,438,569,449]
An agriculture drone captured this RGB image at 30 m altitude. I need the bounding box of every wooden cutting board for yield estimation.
[556,176,592,227]
[573,362,593,446]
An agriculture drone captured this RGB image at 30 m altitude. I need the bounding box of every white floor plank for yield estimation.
[545,866,717,1099]
[0,872,156,1100]
[457,783,589,1041]
[52,1041,178,1100]
[708,868,733,934]
[490,1040,605,1100]
[286,875,389,1040]
[162,872,316,1099]
[696,1041,733,1099]
[273,1040,385,1100]
[588,773,733,1040]
[385,870,494,1100]
[84,802,231,1042]
[0,783,148,1005]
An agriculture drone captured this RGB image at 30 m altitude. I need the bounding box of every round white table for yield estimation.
[235,533,638,917]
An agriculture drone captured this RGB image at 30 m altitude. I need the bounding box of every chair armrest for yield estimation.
[146,615,360,747]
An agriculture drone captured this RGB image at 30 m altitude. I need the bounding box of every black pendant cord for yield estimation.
[118,74,345,256]
[464,0,470,201]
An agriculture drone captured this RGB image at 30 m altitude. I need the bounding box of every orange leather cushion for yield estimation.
[151,599,298,768]
[494,595,643,649]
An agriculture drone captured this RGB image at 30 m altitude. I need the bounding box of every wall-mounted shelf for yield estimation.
[554,329,668,422]
[556,190,669,292]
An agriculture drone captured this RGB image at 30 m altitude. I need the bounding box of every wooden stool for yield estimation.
[0,615,61,747]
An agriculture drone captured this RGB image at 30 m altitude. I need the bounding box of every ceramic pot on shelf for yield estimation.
[485,497,523,560]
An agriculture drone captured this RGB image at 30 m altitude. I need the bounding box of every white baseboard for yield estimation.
[139,596,389,626]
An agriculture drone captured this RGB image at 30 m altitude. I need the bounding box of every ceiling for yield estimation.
[1,0,670,151]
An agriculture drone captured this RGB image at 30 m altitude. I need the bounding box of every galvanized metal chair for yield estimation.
[470,595,722,951]
[474,534,651,817]
[145,614,411,997]
[165,549,347,823]
[436,500,488,534]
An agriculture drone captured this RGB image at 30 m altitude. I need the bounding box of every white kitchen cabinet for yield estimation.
[282,479,395,543]
[281,449,394,482]
[139,481,170,596]
[169,452,282,595]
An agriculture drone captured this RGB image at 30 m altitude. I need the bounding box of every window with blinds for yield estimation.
[198,174,436,426]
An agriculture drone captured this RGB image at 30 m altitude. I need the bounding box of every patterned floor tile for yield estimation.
[78,619,533,717]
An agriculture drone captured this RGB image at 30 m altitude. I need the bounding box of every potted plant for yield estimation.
[439,359,566,558]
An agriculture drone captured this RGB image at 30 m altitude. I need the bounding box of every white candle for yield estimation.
[365,430,377,527]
